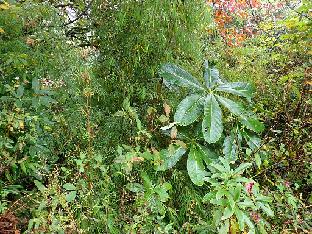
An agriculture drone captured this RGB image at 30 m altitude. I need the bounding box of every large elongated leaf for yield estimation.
[223,134,237,162]
[197,144,218,166]
[216,96,264,133]
[216,82,254,101]
[234,207,245,231]
[202,94,223,143]
[242,132,261,150]
[157,144,186,171]
[221,207,234,220]
[240,118,264,133]
[216,95,246,116]
[174,94,203,126]
[258,203,274,217]
[159,63,204,91]
[204,60,221,88]
[187,145,209,186]
[234,163,252,175]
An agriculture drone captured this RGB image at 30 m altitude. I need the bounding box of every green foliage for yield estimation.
[158,61,264,185]
[91,0,212,162]
[0,0,311,233]
[160,62,263,144]
[203,158,273,233]
[0,1,82,185]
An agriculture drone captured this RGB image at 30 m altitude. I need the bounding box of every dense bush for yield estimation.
[0,0,311,233]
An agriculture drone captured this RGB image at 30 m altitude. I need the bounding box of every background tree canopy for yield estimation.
[0,0,311,233]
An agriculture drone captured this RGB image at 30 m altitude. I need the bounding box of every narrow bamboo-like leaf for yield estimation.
[255,154,261,168]
[238,200,255,209]
[210,163,227,173]
[243,213,255,230]
[234,163,252,175]
[159,63,204,91]
[216,82,254,100]
[225,192,236,208]
[233,186,242,201]
[202,94,223,143]
[34,180,46,192]
[219,157,231,172]
[234,207,245,231]
[219,219,230,234]
[258,222,268,234]
[187,145,209,186]
[216,189,226,200]
[174,94,203,126]
[258,203,274,217]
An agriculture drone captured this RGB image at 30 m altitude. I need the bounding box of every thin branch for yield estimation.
[62,0,93,27]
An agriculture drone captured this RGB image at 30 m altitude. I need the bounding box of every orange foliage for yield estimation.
[207,0,261,46]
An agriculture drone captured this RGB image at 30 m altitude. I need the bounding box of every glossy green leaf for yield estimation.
[234,163,252,175]
[240,117,265,133]
[16,85,24,98]
[202,94,223,143]
[63,183,76,191]
[234,207,245,231]
[174,94,203,126]
[157,144,186,171]
[34,180,46,192]
[66,191,77,202]
[223,134,237,162]
[187,145,209,186]
[258,203,274,217]
[216,82,254,100]
[197,144,218,166]
[203,192,215,203]
[159,63,204,91]
[221,207,234,220]
[217,95,264,133]
[204,60,221,88]
[126,183,144,193]
[217,95,246,116]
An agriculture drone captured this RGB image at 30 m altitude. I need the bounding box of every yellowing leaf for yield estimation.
[0,28,4,34]
[0,2,10,10]
[163,102,171,117]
